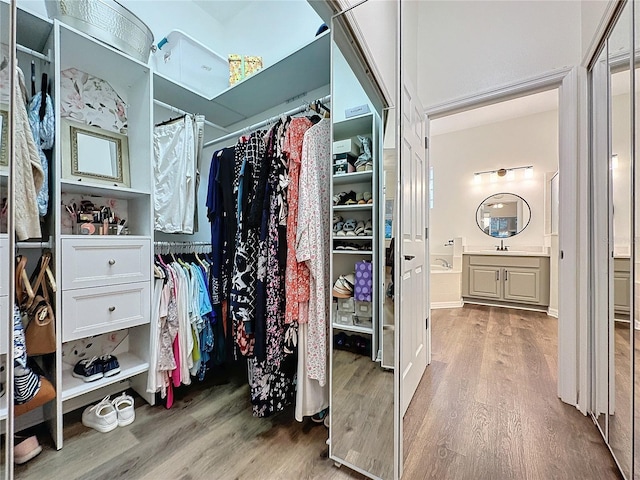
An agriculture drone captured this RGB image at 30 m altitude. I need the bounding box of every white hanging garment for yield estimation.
[153,115,196,233]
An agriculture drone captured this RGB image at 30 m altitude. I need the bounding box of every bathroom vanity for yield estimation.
[462,252,550,308]
[613,257,630,316]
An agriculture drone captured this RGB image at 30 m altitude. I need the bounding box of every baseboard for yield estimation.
[463,298,548,313]
[431,300,464,309]
[547,308,558,318]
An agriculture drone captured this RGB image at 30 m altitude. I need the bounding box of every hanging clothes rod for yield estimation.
[154,241,211,246]
[153,99,230,132]
[203,94,331,149]
[16,44,51,63]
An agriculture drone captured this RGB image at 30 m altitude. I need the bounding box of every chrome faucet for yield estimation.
[434,258,452,269]
[495,240,509,251]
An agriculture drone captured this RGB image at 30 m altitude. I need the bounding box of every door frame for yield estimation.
[424,66,588,412]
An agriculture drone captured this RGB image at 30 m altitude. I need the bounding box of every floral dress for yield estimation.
[297,119,331,386]
[283,117,313,325]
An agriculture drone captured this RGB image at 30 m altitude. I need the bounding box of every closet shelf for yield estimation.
[333,113,374,140]
[333,235,373,240]
[333,171,373,185]
[60,180,151,199]
[333,204,373,212]
[332,250,373,255]
[11,3,54,53]
[332,323,374,335]
[61,352,149,401]
[153,31,330,129]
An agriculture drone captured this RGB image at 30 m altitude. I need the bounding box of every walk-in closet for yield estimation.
[0,1,409,479]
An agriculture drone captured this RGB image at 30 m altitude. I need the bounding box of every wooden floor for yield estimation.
[13,305,621,480]
[403,305,622,479]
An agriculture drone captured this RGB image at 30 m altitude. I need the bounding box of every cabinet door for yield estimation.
[503,268,540,304]
[613,273,631,313]
[469,267,501,299]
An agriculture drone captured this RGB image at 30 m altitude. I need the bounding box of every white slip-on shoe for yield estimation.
[112,392,135,427]
[82,396,118,433]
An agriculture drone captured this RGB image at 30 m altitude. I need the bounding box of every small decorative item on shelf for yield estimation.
[229,54,263,85]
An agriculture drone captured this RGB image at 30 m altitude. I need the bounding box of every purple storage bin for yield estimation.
[354,260,372,302]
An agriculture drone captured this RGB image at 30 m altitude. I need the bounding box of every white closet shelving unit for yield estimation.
[331,112,380,361]
[51,20,155,448]
[9,0,333,451]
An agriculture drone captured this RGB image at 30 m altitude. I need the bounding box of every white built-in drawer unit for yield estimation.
[61,281,151,342]
[61,237,151,290]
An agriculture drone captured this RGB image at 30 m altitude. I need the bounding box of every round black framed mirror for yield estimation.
[476,192,531,238]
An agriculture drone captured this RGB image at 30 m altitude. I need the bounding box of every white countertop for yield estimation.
[463,250,550,257]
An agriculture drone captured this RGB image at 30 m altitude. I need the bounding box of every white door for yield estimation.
[399,75,429,417]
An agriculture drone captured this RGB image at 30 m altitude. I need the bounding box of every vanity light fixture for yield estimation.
[472,165,534,183]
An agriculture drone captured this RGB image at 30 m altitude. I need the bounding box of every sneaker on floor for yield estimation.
[72,356,103,383]
[112,392,135,427]
[324,413,329,428]
[14,435,42,464]
[311,407,329,423]
[99,354,121,378]
[82,396,118,433]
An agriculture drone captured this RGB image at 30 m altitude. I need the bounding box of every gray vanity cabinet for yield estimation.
[613,257,630,315]
[463,254,550,307]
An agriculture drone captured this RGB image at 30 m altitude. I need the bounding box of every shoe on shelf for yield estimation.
[14,435,42,464]
[72,356,103,383]
[333,214,343,225]
[112,392,135,427]
[354,221,365,236]
[363,192,373,204]
[99,355,121,378]
[82,396,118,433]
[311,407,329,423]
[356,192,365,204]
[364,219,373,236]
[332,274,355,298]
[342,219,356,234]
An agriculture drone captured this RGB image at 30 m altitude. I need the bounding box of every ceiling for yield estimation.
[192,0,257,23]
[431,89,559,137]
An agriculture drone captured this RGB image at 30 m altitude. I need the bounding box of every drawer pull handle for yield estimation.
[108,259,116,266]
[108,306,116,312]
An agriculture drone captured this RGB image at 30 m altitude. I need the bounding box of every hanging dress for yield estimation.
[249,121,296,417]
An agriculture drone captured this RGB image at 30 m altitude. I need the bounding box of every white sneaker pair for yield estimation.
[81,393,135,433]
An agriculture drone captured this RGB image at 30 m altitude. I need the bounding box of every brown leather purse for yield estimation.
[16,254,56,356]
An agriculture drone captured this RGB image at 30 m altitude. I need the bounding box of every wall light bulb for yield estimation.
[524,167,533,179]
[490,171,498,183]
[506,169,515,181]
[474,173,482,184]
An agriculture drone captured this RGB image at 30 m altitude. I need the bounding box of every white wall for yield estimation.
[417,1,581,107]
[430,109,558,256]
[19,0,323,67]
[332,44,373,122]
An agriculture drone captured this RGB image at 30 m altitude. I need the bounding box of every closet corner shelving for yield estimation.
[152,30,330,130]
[51,19,155,449]
[331,112,380,361]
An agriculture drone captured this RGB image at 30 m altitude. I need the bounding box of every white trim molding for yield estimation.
[548,308,559,318]
[431,300,464,310]
[424,67,572,119]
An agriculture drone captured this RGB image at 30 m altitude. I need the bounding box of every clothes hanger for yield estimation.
[30,61,36,97]
[39,73,48,121]
[155,113,186,128]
